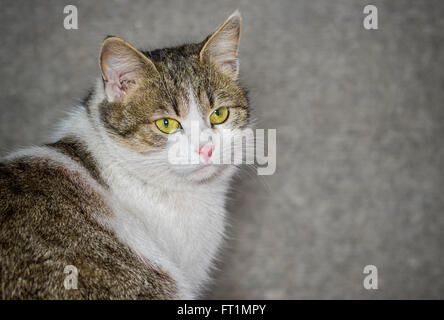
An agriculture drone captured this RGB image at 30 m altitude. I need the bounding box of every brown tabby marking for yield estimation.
[0,157,177,299]
[47,137,107,188]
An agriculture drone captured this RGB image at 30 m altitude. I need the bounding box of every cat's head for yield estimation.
[97,11,251,183]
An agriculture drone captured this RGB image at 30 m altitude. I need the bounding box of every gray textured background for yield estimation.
[1,0,443,299]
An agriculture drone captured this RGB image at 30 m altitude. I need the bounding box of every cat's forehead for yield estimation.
[143,44,206,90]
[141,44,220,116]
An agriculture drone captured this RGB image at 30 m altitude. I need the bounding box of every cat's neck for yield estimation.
[52,84,234,297]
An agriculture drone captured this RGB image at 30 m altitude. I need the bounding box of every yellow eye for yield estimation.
[155,118,180,134]
[210,107,229,125]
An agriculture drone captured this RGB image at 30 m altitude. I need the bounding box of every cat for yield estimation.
[0,10,252,299]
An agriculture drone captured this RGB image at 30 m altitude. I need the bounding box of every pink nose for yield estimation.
[198,144,214,162]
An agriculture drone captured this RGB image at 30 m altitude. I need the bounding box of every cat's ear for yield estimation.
[99,36,157,102]
[200,10,242,78]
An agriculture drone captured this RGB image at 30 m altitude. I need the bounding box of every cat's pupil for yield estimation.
[215,110,220,116]
[164,119,169,128]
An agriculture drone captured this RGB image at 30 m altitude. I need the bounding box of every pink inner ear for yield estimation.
[104,58,139,102]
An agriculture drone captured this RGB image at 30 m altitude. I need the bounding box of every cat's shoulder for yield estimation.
[0,148,178,299]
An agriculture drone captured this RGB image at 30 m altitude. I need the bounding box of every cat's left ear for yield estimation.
[200,10,242,78]
[99,36,158,102]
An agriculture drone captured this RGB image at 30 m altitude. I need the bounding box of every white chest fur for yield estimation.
[101,164,232,298]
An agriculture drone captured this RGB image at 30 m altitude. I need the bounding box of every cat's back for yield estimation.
[0,146,177,299]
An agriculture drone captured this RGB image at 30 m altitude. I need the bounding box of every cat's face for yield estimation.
[97,11,251,182]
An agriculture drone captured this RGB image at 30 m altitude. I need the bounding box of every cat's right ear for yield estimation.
[200,10,242,78]
[99,36,157,102]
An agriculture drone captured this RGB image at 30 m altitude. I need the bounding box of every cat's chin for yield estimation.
[179,164,229,183]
